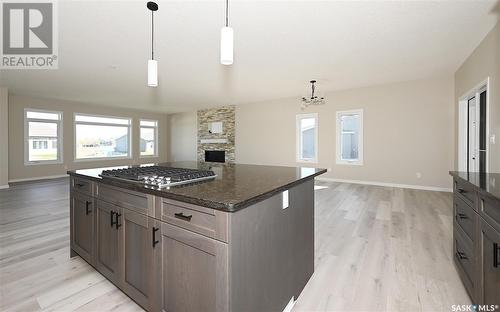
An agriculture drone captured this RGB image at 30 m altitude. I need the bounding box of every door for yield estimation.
[479,219,500,304]
[120,209,159,310]
[70,192,94,264]
[468,96,478,172]
[479,90,487,173]
[159,222,228,312]
[95,200,122,284]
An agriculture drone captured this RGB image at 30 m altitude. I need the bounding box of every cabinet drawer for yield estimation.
[72,177,94,196]
[479,192,500,233]
[454,178,476,207]
[453,228,476,299]
[454,195,477,244]
[158,198,228,242]
[96,183,154,217]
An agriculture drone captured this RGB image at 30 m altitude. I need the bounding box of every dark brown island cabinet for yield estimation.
[69,162,326,312]
[450,171,500,305]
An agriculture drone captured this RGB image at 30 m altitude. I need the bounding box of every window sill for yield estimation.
[336,160,364,166]
[296,159,318,164]
[25,160,63,166]
[74,156,132,162]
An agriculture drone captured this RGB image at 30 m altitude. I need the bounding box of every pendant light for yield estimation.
[147,2,158,87]
[220,0,233,65]
[301,80,325,109]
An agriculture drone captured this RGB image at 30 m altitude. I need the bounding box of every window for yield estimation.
[296,113,318,162]
[25,109,63,164]
[336,109,363,165]
[74,114,131,160]
[140,120,158,157]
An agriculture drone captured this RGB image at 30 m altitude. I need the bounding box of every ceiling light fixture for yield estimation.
[147,1,158,87]
[301,80,325,109]
[220,0,233,65]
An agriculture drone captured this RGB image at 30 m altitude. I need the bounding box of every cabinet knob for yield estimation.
[174,212,193,222]
[110,211,116,227]
[456,213,468,220]
[494,243,499,268]
[456,250,468,260]
[85,201,91,215]
[115,213,122,229]
[152,227,159,248]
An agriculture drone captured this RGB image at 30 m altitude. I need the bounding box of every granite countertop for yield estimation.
[449,171,500,200]
[68,161,326,212]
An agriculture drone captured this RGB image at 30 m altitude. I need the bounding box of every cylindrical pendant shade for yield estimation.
[148,59,158,87]
[220,27,233,65]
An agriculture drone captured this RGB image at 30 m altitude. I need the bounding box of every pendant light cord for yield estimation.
[225,0,229,27]
[151,11,154,60]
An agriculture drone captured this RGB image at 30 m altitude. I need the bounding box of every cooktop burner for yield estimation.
[99,166,216,188]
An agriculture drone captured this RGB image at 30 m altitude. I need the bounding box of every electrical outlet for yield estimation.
[491,134,496,144]
[282,190,289,209]
[416,172,422,179]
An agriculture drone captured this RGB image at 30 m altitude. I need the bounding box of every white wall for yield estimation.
[167,112,197,162]
[0,88,8,188]
[235,75,455,189]
[167,75,455,190]
[454,21,499,173]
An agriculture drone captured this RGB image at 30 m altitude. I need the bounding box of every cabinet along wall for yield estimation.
[7,94,168,181]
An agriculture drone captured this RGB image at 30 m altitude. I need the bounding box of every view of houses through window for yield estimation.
[140,120,158,157]
[25,110,62,163]
[336,109,363,165]
[75,114,131,160]
[296,113,318,162]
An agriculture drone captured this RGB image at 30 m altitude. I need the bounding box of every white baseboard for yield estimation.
[0,184,9,189]
[282,297,295,312]
[315,177,452,193]
[8,174,69,183]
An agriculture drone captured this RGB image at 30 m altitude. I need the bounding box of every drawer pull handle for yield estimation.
[110,211,116,227]
[75,183,84,188]
[85,201,91,215]
[457,188,466,194]
[152,227,159,248]
[494,243,499,268]
[115,213,122,229]
[456,250,468,260]
[457,213,468,220]
[174,212,193,222]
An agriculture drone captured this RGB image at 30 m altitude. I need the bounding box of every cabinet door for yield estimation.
[70,191,94,264]
[159,222,228,312]
[120,209,159,310]
[479,219,500,304]
[95,200,121,284]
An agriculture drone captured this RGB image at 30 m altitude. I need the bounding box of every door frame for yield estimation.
[458,77,490,173]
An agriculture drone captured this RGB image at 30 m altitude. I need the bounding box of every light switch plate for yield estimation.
[282,190,289,209]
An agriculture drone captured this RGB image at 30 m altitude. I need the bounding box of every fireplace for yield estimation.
[205,150,225,163]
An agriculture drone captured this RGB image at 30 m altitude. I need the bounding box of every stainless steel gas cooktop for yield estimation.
[99,166,217,188]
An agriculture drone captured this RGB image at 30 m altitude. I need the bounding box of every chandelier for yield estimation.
[301,80,325,109]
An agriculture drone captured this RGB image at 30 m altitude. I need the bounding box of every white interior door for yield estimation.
[468,97,479,172]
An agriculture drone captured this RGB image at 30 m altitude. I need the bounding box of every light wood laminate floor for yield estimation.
[0,178,470,311]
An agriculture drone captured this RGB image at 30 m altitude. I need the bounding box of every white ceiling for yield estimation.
[1,0,498,113]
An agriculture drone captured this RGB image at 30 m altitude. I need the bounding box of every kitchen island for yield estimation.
[68,161,326,312]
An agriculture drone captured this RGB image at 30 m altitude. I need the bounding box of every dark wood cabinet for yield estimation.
[120,209,159,310]
[158,221,228,312]
[452,176,500,305]
[70,191,95,264]
[95,200,122,284]
[478,219,500,304]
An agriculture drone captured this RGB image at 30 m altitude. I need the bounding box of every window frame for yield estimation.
[139,119,159,158]
[73,112,132,162]
[336,109,364,166]
[24,108,63,166]
[296,113,319,163]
